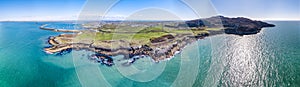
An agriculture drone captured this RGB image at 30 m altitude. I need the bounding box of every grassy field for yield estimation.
[75,25,222,45]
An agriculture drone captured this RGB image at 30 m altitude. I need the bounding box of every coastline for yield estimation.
[41,16,275,66]
[40,24,81,33]
[44,32,208,63]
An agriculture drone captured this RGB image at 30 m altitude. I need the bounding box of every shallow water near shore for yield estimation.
[0,21,299,87]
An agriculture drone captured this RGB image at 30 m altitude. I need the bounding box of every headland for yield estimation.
[42,16,275,66]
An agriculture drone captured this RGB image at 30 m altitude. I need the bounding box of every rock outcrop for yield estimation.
[42,16,275,66]
[185,16,275,35]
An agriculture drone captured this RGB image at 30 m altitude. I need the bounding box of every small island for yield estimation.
[42,16,275,66]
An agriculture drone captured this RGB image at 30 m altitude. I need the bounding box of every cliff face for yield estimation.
[185,16,275,35]
[42,16,275,66]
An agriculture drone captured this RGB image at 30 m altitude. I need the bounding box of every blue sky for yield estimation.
[0,0,299,21]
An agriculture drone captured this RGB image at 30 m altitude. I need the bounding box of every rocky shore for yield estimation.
[44,33,206,65]
[42,16,275,66]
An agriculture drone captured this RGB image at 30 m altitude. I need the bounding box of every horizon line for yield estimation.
[1,15,299,22]
[1,19,300,22]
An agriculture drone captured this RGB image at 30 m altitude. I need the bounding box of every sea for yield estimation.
[0,21,299,87]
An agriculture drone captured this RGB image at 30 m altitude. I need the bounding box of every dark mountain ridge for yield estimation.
[185,16,275,35]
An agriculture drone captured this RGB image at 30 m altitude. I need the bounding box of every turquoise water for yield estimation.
[0,22,81,87]
[43,23,84,30]
[0,21,299,87]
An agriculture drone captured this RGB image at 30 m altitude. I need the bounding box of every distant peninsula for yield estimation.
[41,16,275,66]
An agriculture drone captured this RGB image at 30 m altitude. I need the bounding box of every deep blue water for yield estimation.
[0,21,299,87]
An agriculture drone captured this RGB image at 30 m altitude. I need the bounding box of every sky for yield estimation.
[0,0,299,21]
